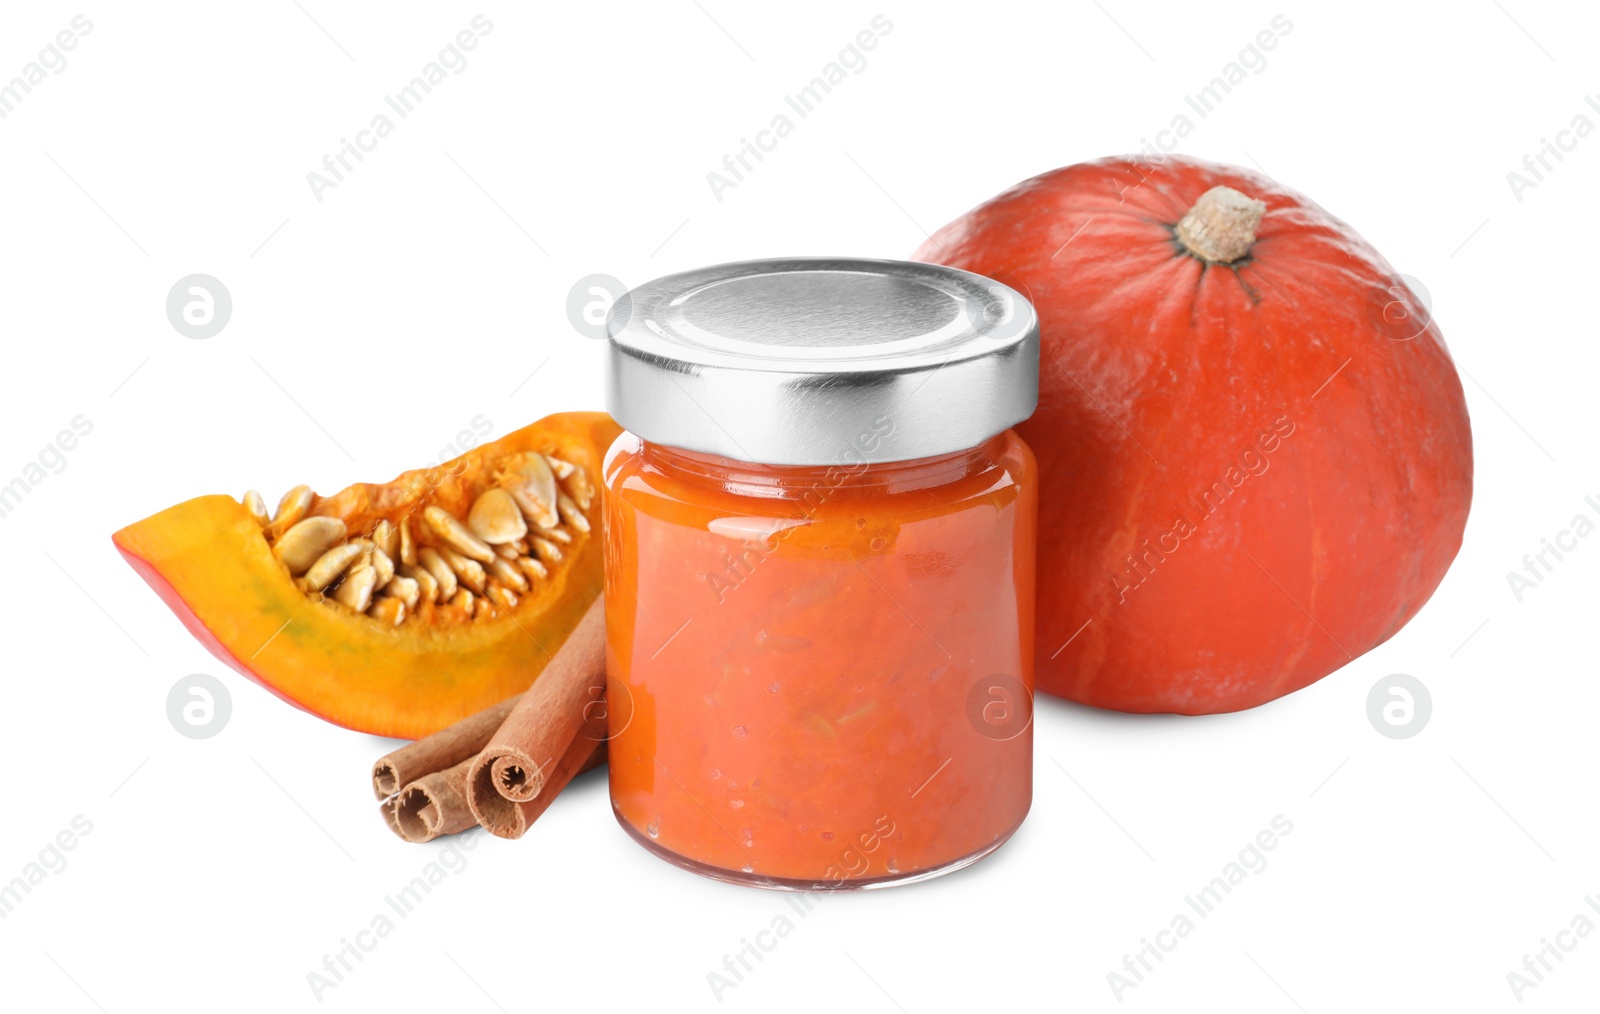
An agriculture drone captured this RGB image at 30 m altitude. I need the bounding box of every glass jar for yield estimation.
[602,258,1039,890]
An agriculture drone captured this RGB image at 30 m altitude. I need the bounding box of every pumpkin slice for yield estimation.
[113,412,621,738]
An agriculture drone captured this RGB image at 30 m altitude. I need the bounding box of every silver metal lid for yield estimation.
[604,258,1039,466]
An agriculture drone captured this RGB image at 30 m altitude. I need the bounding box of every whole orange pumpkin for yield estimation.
[915,155,1472,714]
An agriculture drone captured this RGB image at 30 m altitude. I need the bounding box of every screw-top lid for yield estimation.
[604,258,1039,466]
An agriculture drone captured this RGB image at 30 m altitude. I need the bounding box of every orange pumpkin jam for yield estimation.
[603,430,1036,888]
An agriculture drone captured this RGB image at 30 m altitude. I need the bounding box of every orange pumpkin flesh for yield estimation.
[113,412,621,738]
[915,156,1473,714]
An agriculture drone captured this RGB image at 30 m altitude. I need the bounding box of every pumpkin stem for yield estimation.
[1175,185,1266,264]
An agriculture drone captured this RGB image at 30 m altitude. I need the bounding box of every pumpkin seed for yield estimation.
[369,547,395,590]
[450,588,474,613]
[559,462,593,510]
[438,546,487,593]
[346,537,376,575]
[382,575,420,609]
[485,555,528,593]
[423,506,496,563]
[368,596,406,626]
[538,525,572,545]
[486,583,518,610]
[332,563,377,613]
[417,548,459,601]
[373,519,401,562]
[502,453,559,529]
[266,485,313,539]
[243,490,270,527]
[274,517,348,576]
[399,515,417,566]
[515,556,548,582]
[556,492,590,533]
[468,488,528,545]
[544,455,575,480]
[303,542,366,592]
[397,563,439,604]
[530,536,563,565]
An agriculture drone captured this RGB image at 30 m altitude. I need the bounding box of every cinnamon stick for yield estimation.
[370,595,609,842]
[469,730,607,839]
[389,758,476,843]
[474,596,607,804]
[380,796,402,837]
[371,693,522,800]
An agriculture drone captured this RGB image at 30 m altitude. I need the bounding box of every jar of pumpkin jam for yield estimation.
[602,258,1039,890]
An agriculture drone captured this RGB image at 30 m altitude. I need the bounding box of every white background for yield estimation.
[1,2,1595,1011]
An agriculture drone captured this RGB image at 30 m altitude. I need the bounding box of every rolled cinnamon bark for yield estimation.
[473,596,607,804]
[389,758,477,843]
[470,731,606,839]
[371,694,522,800]
[380,795,402,836]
